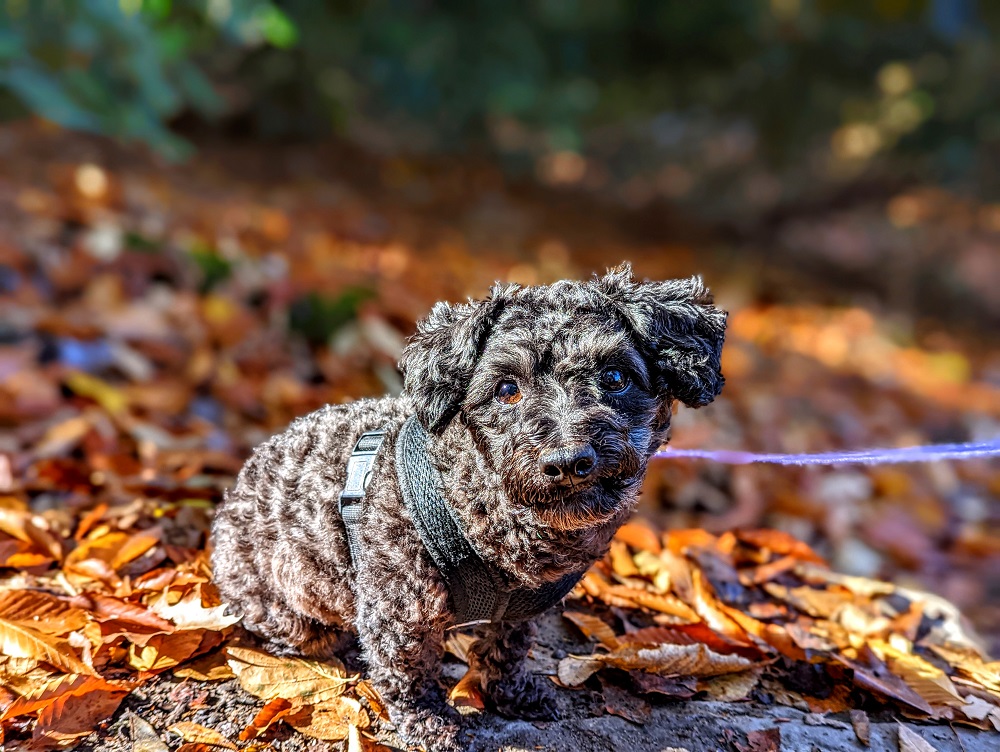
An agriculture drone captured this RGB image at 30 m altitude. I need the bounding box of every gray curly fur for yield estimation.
[211,264,727,751]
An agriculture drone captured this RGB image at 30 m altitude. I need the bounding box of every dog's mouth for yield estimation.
[527,473,637,530]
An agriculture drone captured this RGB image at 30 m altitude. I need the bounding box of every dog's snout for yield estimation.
[538,444,597,484]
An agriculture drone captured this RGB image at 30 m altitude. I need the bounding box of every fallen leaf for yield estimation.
[0,618,95,676]
[614,521,662,553]
[897,724,939,752]
[71,593,175,634]
[168,721,237,749]
[699,669,761,701]
[736,529,826,565]
[31,682,128,749]
[739,727,780,752]
[129,630,206,672]
[148,588,240,631]
[557,641,758,686]
[609,540,640,577]
[0,590,89,635]
[286,696,369,741]
[448,667,485,710]
[602,682,651,724]
[563,611,619,648]
[173,649,235,681]
[850,709,870,746]
[226,645,356,706]
[443,632,476,663]
[239,698,293,741]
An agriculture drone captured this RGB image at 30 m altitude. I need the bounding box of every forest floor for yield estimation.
[0,123,998,751]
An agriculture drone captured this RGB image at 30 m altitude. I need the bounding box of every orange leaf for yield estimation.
[0,590,89,635]
[110,527,162,570]
[31,684,127,749]
[563,611,619,648]
[614,521,662,554]
[74,503,108,542]
[168,721,237,749]
[70,593,175,634]
[0,618,95,676]
[735,529,826,565]
[239,698,293,741]
[448,668,485,710]
[608,540,640,577]
[129,630,206,672]
[664,528,717,555]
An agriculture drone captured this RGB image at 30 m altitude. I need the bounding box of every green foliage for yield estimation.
[0,0,296,159]
[2,0,999,182]
[288,288,375,345]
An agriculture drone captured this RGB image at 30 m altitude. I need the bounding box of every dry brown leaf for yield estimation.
[70,593,175,634]
[239,697,293,741]
[173,649,235,681]
[869,640,964,709]
[448,667,485,710]
[897,724,939,752]
[356,680,388,720]
[735,529,826,565]
[0,618,95,676]
[609,540,640,577]
[286,696,369,741]
[30,682,128,749]
[762,583,852,619]
[0,507,62,561]
[0,590,89,635]
[698,669,760,701]
[226,645,356,706]
[443,632,476,663]
[740,727,781,752]
[602,682,651,724]
[110,527,161,570]
[148,588,240,631]
[849,709,871,746]
[557,641,757,686]
[129,630,206,672]
[614,521,661,553]
[64,531,130,572]
[168,721,237,749]
[562,611,619,648]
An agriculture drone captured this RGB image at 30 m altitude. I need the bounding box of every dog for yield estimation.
[210,264,727,751]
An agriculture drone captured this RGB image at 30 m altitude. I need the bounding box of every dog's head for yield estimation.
[399,264,727,530]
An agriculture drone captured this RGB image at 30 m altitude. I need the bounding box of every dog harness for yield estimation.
[338,416,585,625]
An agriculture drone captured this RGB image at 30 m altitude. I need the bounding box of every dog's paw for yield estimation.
[392,703,464,752]
[485,674,561,722]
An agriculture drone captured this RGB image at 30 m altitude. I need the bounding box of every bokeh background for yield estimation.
[1,1,998,652]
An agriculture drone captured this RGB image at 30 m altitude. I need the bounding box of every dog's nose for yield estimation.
[538,444,597,484]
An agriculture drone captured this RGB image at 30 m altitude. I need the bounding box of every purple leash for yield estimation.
[654,438,1000,466]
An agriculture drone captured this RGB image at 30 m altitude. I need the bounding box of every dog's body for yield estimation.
[211,266,726,751]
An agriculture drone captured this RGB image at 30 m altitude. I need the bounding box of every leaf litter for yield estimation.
[0,126,998,748]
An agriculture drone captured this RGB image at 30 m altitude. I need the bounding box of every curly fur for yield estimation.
[211,264,727,751]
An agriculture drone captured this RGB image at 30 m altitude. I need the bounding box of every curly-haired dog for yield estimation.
[211,264,727,751]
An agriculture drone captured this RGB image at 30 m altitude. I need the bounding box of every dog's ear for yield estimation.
[596,264,726,409]
[399,285,513,433]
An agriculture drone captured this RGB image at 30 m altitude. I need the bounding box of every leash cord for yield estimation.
[653,439,1000,466]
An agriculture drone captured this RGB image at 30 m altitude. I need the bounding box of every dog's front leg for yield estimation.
[355,571,462,751]
[470,619,560,721]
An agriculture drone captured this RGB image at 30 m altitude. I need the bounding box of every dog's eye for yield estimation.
[495,380,522,405]
[599,368,629,394]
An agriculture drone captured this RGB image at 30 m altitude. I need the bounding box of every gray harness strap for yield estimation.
[338,430,386,565]
[338,416,585,624]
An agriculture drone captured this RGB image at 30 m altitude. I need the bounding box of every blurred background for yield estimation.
[0,1,998,651]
